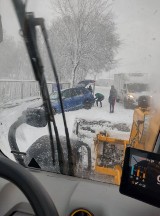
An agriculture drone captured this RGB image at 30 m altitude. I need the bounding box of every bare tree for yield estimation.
[49,0,120,86]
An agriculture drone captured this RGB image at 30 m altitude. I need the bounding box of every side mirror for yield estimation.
[0,15,3,43]
[22,108,47,127]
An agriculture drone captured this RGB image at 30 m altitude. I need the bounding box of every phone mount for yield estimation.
[120,147,160,208]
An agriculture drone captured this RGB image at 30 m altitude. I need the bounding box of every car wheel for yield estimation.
[84,101,92,109]
[124,99,129,109]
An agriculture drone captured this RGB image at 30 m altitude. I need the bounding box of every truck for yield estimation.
[114,73,150,108]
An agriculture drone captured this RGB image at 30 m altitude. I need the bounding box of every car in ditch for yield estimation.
[50,86,95,113]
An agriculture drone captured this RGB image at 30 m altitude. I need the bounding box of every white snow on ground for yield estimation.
[0,86,134,160]
[0,96,41,108]
[0,98,46,160]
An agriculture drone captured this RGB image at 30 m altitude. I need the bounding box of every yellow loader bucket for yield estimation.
[94,133,129,185]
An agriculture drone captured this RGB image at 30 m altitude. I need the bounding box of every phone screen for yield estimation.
[120,147,160,208]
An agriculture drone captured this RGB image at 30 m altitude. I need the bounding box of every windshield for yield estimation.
[0,0,160,187]
[127,83,149,93]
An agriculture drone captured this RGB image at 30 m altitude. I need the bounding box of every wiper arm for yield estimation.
[12,0,65,174]
[37,19,74,176]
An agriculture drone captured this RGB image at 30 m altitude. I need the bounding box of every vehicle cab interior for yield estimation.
[0,0,160,216]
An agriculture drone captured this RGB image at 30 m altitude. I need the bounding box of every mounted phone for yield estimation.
[120,147,160,208]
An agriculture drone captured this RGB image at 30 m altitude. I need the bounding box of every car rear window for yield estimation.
[82,88,89,94]
[62,89,71,98]
[72,88,83,96]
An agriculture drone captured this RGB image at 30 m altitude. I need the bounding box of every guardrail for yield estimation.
[0,79,70,105]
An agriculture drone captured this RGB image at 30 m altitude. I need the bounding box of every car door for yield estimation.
[79,88,88,106]
[70,88,82,109]
[61,89,73,111]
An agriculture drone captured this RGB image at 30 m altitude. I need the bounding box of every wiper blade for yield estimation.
[38,19,74,176]
[12,0,65,174]
[12,0,74,176]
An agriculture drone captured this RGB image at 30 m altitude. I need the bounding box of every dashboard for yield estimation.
[0,167,159,216]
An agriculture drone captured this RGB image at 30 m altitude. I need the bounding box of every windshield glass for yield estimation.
[127,83,149,93]
[0,0,160,186]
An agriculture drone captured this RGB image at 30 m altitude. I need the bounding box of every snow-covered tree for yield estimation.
[49,0,120,86]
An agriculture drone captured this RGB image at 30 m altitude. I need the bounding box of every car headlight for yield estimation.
[128,94,134,99]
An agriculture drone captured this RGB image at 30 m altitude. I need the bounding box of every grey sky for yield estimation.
[1,0,160,78]
[112,0,160,76]
[0,0,53,37]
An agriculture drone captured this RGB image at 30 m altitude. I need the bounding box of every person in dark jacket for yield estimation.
[95,93,104,107]
[109,85,117,113]
[88,85,93,94]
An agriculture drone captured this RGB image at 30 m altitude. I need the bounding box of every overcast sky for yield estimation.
[112,0,160,76]
[0,0,160,79]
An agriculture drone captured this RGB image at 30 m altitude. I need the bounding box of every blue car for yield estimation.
[50,87,95,113]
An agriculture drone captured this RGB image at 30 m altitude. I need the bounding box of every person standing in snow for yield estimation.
[108,85,117,113]
[94,93,104,107]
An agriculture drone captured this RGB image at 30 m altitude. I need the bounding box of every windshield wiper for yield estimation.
[12,0,63,174]
[12,0,74,176]
[39,19,74,175]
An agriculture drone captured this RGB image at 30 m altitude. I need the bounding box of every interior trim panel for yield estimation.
[0,169,159,216]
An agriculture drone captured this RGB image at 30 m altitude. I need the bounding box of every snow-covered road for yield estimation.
[0,86,134,160]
